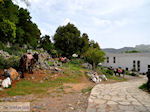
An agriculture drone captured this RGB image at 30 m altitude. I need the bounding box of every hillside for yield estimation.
[103,44,150,53]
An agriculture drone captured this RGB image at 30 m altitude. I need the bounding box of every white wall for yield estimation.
[102,53,150,73]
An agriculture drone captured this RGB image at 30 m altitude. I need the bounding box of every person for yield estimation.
[146,69,150,90]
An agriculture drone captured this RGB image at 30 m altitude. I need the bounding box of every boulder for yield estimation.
[86,72,101,83]
[2,77,11,88]
[82,63,92,70]
[72,54,78,58]
[0,50,12,59]
[6,68,20,81]
[99,74,107,81]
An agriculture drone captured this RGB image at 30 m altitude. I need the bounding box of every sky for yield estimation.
[15,0,150,48]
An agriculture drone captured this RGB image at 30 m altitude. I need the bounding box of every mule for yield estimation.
[114,68,125,77]
[19,53,39,78]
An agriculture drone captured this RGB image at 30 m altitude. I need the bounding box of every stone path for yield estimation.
[87,76,150,112]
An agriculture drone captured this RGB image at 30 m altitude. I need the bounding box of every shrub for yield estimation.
[139,83,148,90]
[0,41,5,50]
[84,48,105,70]
[4,45,26,56]
[129,72,137,76]
[69,59,84,65]
[106,69,114,75]
[0,56,19,69]
[100,67,114,76]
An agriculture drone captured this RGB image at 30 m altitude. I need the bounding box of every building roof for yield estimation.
[105,53,150,57]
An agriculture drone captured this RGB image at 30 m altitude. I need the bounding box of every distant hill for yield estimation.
[103,44,150,53]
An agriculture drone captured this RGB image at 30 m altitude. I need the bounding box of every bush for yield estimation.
[0,56,19,69]
[4,45,26,56]
[84,48,105,70]
[0,41,5,50]
[129,72,137,76]
[139,83,148,90]
[100,67,114,76]
[106,69,114,75]
[69,59,84,65]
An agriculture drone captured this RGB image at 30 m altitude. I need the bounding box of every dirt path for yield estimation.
[87,76,150,112]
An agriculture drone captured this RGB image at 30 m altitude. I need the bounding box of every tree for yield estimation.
[0,0,41,48]
[84,48,105,70]
[78,33,90,55]
[54,23,81,58]
[89,40,100,49]
[16,8,41,48]
[0,19,16,43]
[40,35,53,53]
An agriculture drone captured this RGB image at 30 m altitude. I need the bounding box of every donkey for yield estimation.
[114,68,125,77]
[19,53,39,78]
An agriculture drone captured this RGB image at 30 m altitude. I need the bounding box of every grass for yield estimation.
[3,59,86,96]
[81,86,93,94]
[97,66,127,81]
[107,75,127,81]
[1,59,128,96]
[139,83,148,90]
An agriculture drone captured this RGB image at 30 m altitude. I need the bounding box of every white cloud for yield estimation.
[114,19,129,27]
[62,18,76,26]
[14,0,150,48]
[92,18,112,26]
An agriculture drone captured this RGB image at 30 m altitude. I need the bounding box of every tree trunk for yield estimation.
[93,62,96,70]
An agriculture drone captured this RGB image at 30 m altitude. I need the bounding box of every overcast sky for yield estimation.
[15,0,150,48]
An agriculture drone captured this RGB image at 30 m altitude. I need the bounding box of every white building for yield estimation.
[102,53,150,73]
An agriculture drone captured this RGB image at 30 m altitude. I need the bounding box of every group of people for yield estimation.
[108,67,125,77]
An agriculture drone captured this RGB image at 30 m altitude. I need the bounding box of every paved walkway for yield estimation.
[87,76,150,112]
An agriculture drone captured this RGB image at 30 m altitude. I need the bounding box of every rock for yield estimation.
[72,54,78,58]
[54,67,62,72]
[82,63,92,70]
[0,50,12,59]
[86,72,101,83]
[31,76,35,80]
[2,77,11,88]
[40,80,44,83]
[99,74,108,81]
[0,88,3,91]
[5,68,20,81]
[53,61,62,67]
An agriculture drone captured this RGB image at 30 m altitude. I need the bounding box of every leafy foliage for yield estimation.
[0,0,41,48]
[84,48,105,69]
[40,35,53,53]
[125,50,140,53]
[0,56,19,69]
[54,23,81,58]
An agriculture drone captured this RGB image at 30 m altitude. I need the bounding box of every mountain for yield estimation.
[135,44,150,52]
[103,44,150,53]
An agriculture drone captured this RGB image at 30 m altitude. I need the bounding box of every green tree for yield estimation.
[84,48,105,70]
[78,33,90,55]
[40,35,53,53]
[16,8,41,48]
[0,0,19,24]
[0,0,41,48]
[54,23,81,58]
[0,19,16,43]
[89,40,100,49]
